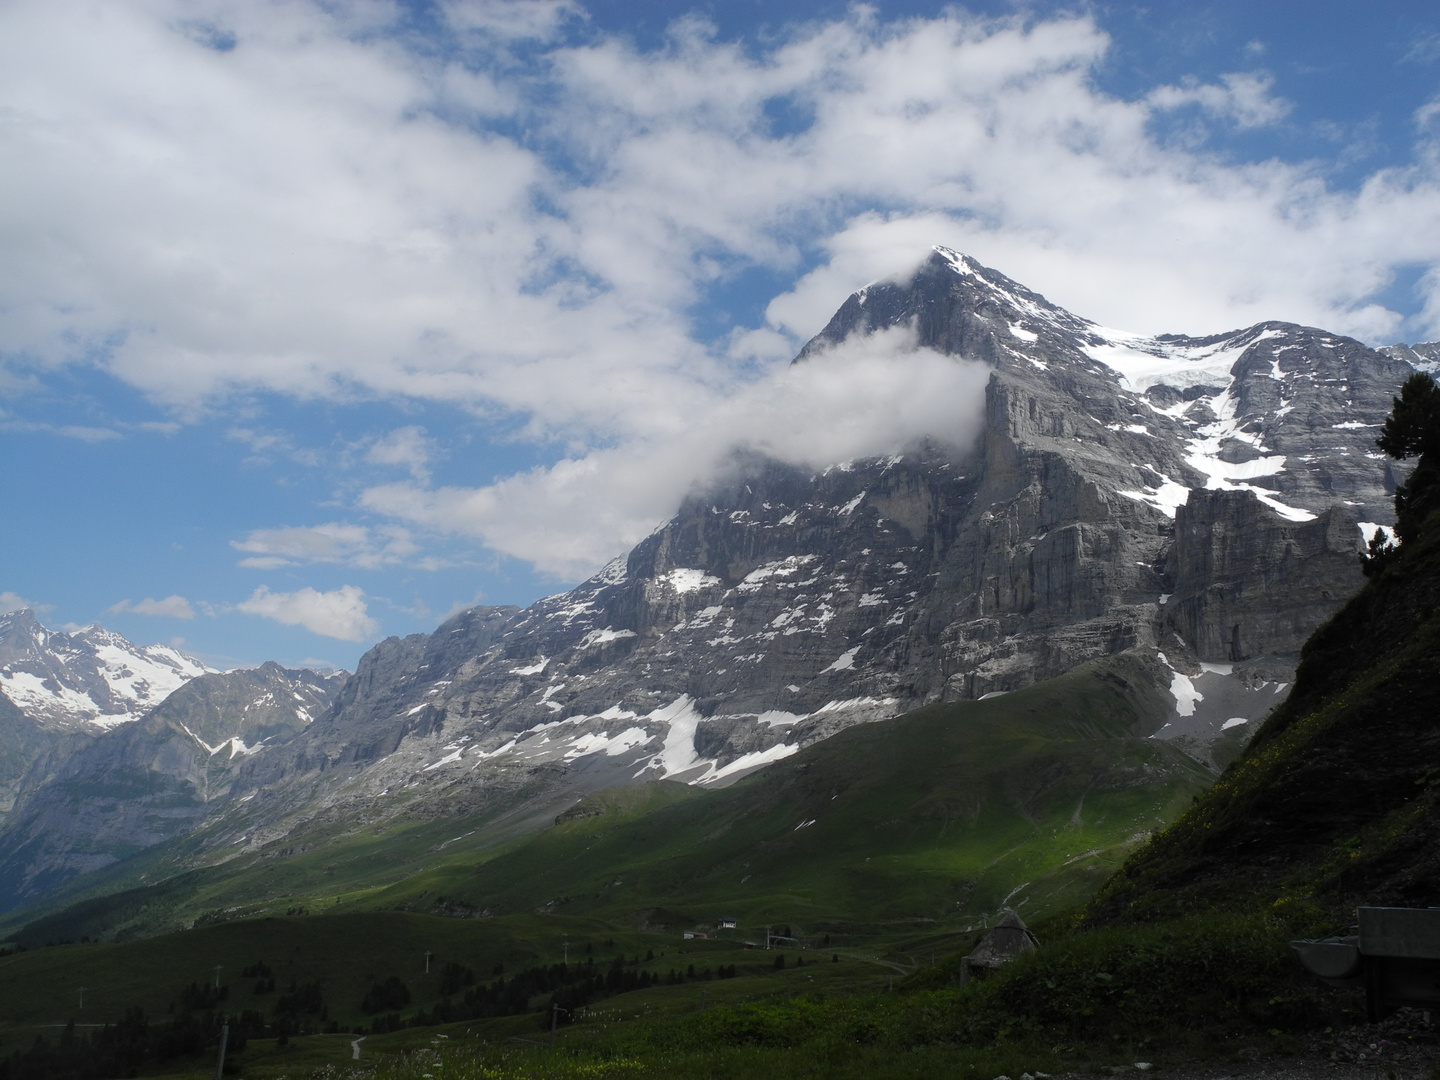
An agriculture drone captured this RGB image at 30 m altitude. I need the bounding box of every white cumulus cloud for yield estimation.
[237,585,378,642]
[6,3,1440,586]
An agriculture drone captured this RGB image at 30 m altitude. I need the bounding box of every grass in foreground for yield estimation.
[9,907,1362,1080]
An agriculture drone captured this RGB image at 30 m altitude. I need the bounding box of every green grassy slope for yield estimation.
[1,799,552,946]
[348,654,1211,937]
[1087,501,1440,928]
[0,912,730,1049]
[9,652,1209,953]
[0,654,1238,1078]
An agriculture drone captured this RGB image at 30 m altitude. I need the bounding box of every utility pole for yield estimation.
[424,951,432,974]
[77,987,86,1010]
[213,1022,229,1080]
[550,1004,559,1049]
[213,965,223,990]
[563,936,568,965]
[764,925,771,950]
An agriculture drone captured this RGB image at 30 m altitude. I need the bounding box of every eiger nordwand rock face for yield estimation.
[218,250,1413,840]
[0,249,1424,912]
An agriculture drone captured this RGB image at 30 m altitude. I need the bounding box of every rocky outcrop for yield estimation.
[1167,492,1362,660]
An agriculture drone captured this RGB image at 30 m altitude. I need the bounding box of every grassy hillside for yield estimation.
[6,653,1209,948]
[0,653,1228,1078]
[0,801,541,946]
[0,912,698,1032]
[343,654,1210,937]
[1085,498,1440,929]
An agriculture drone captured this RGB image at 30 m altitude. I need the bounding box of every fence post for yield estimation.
[214,1023,229,1080]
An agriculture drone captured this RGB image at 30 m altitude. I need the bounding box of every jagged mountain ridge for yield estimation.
[1381,340,1440,373]
[203,249,1413,849]
[0,610,214,820]
[0,249,1422,916]
[0,661,344,910]
[0,609,211,731]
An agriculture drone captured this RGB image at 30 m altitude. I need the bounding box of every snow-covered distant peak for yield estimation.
[1381,341,1440,375]
[0,610,213,731]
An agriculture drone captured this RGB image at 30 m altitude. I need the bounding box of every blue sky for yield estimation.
[3,0,1440,671]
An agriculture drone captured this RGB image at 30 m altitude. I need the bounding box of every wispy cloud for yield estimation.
[108,595,196,619]
[365,426,435,482]
[1403,33,1440,65]
[0,591,49,615]
[237,584,377,641]
[231,523,419,570]
[0,417,122,442]
[1148,71,1293,130]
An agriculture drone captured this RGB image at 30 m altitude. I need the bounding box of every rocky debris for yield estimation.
[1036,1012,1439,1077]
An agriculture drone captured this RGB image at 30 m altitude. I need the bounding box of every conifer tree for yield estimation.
[1374,372,1440,552]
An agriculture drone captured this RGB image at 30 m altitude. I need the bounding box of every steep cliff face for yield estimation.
[1,250,1420,910]
[206,250,1411,844]
[1166,493,1361,661]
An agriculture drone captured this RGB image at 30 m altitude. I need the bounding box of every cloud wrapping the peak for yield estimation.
[361,325,993,578]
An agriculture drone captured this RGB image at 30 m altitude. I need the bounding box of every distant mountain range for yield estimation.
[0,248,1432,926]
[0,610,215,820]
[0,609,210,732]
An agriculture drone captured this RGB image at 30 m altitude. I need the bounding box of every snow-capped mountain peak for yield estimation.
[0,609,212,730]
